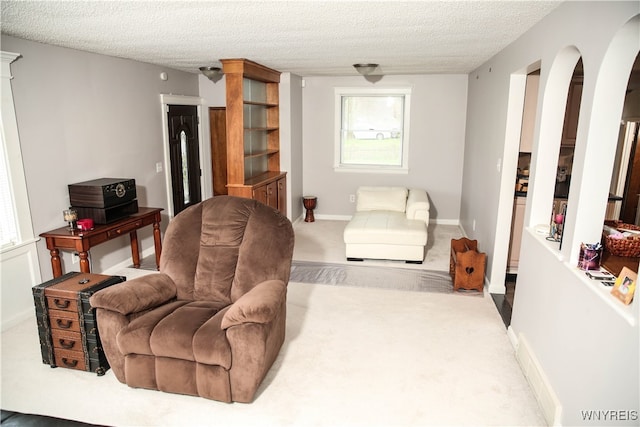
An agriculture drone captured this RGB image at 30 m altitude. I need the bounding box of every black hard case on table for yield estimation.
[73,199,139,224]
[68,178,137,208]
[32,272,126,376]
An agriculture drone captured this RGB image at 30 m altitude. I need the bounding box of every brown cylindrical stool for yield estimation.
[303,196,317,222]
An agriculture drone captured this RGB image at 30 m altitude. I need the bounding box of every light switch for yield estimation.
[156,162,163,173]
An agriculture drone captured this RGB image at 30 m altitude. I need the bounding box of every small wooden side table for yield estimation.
[40,207,163,278]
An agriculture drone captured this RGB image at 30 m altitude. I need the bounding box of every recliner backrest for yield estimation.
[159,196,294,304]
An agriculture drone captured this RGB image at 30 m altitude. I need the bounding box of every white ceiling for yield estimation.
[0,1,562,76]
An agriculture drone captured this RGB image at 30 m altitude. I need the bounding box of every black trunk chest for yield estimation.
[32,272,126,376]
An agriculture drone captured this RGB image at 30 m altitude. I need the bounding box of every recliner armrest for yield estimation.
[406,189,430,224]
[89,273,177,315]
[221,280,286,329]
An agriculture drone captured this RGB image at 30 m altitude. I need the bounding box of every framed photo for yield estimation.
[611,266,637,305]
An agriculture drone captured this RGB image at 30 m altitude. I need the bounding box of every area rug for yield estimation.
[290,260,462,294]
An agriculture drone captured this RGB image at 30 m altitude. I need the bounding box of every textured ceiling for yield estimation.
[0,1,562,76]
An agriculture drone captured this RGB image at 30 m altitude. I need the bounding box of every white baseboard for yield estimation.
[2,307,34,331]
[507,325,519,349]
[314,214,352,221]
[488,281,507,294]
[100,247,157,275]
[432,218,460,226]
[515,334,563,426]
[307,214,461,224]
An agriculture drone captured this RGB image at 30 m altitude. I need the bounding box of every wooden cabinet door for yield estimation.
[277,177,287,216]
[252,180,282,213]
[266,181,278,209]
[252,183,268,205]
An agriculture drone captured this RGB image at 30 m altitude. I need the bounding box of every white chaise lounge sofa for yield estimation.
[343,186,430,263]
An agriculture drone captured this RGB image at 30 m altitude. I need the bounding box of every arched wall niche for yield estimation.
[564,14,640,265]
[616,53,640,224]
[528,46,581,236]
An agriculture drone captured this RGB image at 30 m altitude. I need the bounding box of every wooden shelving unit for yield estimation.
[221,58,287,215]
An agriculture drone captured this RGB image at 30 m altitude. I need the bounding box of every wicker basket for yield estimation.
[604,221,640,258]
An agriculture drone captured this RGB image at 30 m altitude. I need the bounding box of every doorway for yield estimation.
[167,104,202,215]
[497,70,539,327]
[620,122,640,224]
[617,53,640,225]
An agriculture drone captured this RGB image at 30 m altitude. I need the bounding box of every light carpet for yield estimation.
[0,220,544,426]
[1,281,544,426]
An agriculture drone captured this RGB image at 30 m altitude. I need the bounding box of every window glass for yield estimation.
[0,129,18,248]
[335,88,411,172]
[180,130,190,204]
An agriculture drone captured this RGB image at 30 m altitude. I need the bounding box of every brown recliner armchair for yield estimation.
[89,196,294,403]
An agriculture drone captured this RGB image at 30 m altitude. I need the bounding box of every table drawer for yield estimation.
[46,295,78,313]
[106,220,143,238]
[49,309,81,332]
[54,349,86,371]
[51,329,82,352]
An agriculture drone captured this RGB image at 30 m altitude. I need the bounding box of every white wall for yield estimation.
[302,74,467,221]
[2,36,198,287]
[280,73,305,221]
[462,2,639,425]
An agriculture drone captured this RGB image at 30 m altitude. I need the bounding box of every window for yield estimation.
[1,51,35,250]
[335,87,411,172]
[0,128,18,248]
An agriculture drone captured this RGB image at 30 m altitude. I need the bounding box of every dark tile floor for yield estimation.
[491,275,516,327]
[1,410,102,427]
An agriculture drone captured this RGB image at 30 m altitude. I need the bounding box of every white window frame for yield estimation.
[0,51,37,249]
[1,50,42,330]
[334,87,411,174]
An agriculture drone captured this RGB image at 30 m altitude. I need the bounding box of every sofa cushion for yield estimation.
[356,187,408,213]
[118,300,232,369]
[344,211,427,246]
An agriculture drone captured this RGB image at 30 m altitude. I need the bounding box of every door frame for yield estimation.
[160,94,212,218]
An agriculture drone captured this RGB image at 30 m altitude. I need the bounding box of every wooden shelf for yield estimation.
[244,149,279,159]
[244,100,278,107]
[602,250,639,277]
[221,58,286,215]
[230,171,286,187]
[244,127,279,132]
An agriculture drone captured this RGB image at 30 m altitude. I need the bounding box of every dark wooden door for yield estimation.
[621,124,640,224]
[167,105,201,215]
[209,107,228,195]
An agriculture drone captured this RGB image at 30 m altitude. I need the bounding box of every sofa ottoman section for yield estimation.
[343,187,429,263]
